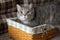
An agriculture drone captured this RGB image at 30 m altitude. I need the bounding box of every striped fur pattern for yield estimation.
[16,4,34,24]
[16,0,60,25]
[35,2,56,25]
[16,4,40,26]
[35,0,60,25]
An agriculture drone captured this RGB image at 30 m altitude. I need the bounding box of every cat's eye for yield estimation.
[27,11,30,13]
[21,11,23,13]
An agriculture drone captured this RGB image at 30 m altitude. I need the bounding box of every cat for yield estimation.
[16,1,60,27]
[16,3,39,27]
[35,0,60,25]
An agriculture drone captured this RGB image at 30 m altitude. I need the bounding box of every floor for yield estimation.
[0,33,13,40]
[0,33,60,40]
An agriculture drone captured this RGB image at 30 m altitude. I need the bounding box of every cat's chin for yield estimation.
[22,21,30,24]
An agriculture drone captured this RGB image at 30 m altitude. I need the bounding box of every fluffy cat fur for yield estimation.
[17,3,39,26]
[35,1,60,25]
[17,1,60,26]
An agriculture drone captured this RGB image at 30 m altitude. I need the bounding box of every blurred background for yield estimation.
[0,0,60,40]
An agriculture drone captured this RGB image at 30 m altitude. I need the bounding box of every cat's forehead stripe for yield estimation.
[21,6,29,9]
[21,7,29,11]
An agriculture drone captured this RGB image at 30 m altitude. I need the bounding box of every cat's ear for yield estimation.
[16,4,21,11]
[29,3,32,9]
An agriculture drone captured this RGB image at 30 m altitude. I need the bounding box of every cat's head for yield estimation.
[17,3,34,21]
[17,3,34,15]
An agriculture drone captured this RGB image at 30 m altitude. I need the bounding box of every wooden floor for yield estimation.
[0,33,60,40]
[0,33,13,40]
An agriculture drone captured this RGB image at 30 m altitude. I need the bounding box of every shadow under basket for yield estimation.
[6,17,58,40]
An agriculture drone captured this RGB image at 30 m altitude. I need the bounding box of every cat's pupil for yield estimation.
[24,11,30,16]
[21,11,23,13]
[27,11,29,13]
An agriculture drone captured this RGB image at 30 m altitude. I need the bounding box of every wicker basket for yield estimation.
[6,18,57,40]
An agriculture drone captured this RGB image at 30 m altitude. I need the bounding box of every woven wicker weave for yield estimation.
[8,25,57,40]
[6,18,57,40]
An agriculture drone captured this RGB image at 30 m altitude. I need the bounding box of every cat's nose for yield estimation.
[24,14,26,16]
[25,16,27,18]
[23,15,26,18]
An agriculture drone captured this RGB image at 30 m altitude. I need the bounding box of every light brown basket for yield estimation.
[8,25,57,40]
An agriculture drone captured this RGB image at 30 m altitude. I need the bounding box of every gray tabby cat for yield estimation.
[16,3,39,26]
[35,3,56,24]
[35,1,59,25]
[16,1,59,26]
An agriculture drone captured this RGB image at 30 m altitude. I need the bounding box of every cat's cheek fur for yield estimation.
[19,16,27,21]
